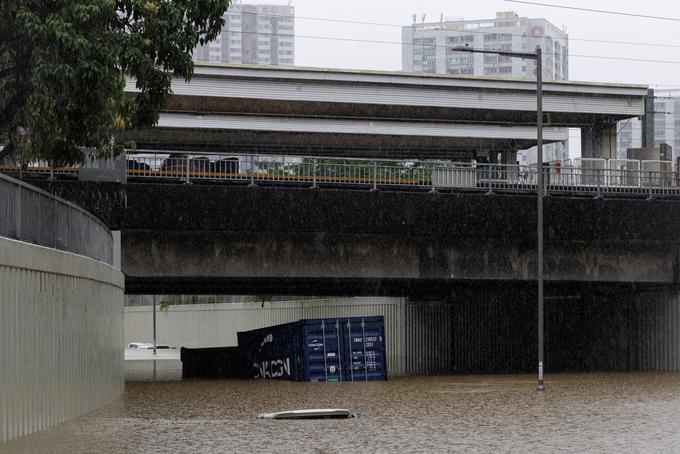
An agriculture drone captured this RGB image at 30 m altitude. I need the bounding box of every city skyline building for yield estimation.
[402,11,568,80]
[617,89,680,162]
[193,1,295,66]
[401,11,570,163]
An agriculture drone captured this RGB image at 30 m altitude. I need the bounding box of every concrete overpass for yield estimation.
[33,180,680,296]
[123,64,650,160]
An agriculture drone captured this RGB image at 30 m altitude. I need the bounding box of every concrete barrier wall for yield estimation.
[0,173,113,264]
[125,297,407,376]
[0,237,125,443]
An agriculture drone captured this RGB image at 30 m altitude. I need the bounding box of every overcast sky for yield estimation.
[286,0,680,88]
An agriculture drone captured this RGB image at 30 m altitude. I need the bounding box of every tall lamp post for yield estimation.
[452,44,545,392]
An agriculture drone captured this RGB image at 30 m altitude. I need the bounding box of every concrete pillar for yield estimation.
[601,126,618,160]
[581,124,617,159]
[642,89,655,148]
[502,150,518,165]
[581,126,601,159]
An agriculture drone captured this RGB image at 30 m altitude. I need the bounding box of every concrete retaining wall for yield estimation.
[0,237,125,443]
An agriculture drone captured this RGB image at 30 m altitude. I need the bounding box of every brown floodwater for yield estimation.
[3,373,680,453]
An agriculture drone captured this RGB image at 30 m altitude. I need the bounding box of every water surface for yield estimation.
[3,373,680,453]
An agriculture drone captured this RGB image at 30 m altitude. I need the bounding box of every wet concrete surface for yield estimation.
[2,373,680,453]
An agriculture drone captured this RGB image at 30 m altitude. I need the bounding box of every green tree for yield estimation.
[0,0,230,166]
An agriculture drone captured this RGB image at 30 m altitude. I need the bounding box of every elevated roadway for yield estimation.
[124,64,649,160]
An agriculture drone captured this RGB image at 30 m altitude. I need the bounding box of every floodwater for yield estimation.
[3,373,680,453]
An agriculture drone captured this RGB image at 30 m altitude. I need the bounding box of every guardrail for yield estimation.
[3,151,680,198]
[0,173,113,264]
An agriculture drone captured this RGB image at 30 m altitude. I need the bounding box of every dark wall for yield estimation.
[31,180,680,244]
[409,285,680,374]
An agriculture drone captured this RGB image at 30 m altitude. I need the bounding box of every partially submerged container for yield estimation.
[180,346,247,379]
[237,316,387,382]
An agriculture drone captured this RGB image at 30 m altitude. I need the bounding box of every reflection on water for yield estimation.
[3,373,680,453]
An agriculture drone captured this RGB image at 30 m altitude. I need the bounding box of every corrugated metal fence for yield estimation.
[0,173,113,264]
[403,288,680,375]
[0,237,124,443]
[125,289,680,378]
[125,297,407,376]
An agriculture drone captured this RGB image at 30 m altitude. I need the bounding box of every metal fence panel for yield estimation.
[0,173,113,265]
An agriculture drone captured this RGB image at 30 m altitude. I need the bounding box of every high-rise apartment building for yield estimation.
[402,11,568,80]
[194,1,295,66]
[402,11,569,163]
[617,89,680,161]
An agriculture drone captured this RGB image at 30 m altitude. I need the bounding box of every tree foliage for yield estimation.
[0,0,230,165]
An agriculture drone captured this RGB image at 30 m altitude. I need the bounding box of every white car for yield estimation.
[127,342,152,349]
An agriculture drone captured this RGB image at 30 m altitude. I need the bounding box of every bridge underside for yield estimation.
[126,127,553,159]
[163,95,630,127]
[122,230,678,295]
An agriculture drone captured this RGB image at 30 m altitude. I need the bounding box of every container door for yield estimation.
[237,322,301,381]
[303,319,344,382]
[342,317,387,381]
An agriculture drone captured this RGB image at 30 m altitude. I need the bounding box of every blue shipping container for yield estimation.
[237,316,387,382]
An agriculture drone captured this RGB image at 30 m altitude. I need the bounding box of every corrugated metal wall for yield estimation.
[0,237,125,443]
[125,297,406,376]
[636,292,680,371]
[125,288,680,379]
[404,302,453,375]
[404,286,680,375]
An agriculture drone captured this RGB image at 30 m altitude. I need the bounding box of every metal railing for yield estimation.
[0,173,113,264]
[4,151,680,198]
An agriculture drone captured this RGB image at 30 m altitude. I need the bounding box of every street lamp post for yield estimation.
[452,44,545,392]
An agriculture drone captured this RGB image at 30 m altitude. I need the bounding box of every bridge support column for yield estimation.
[581,123,617,159]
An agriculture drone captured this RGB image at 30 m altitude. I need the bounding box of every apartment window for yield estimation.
[417,38,435,45]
